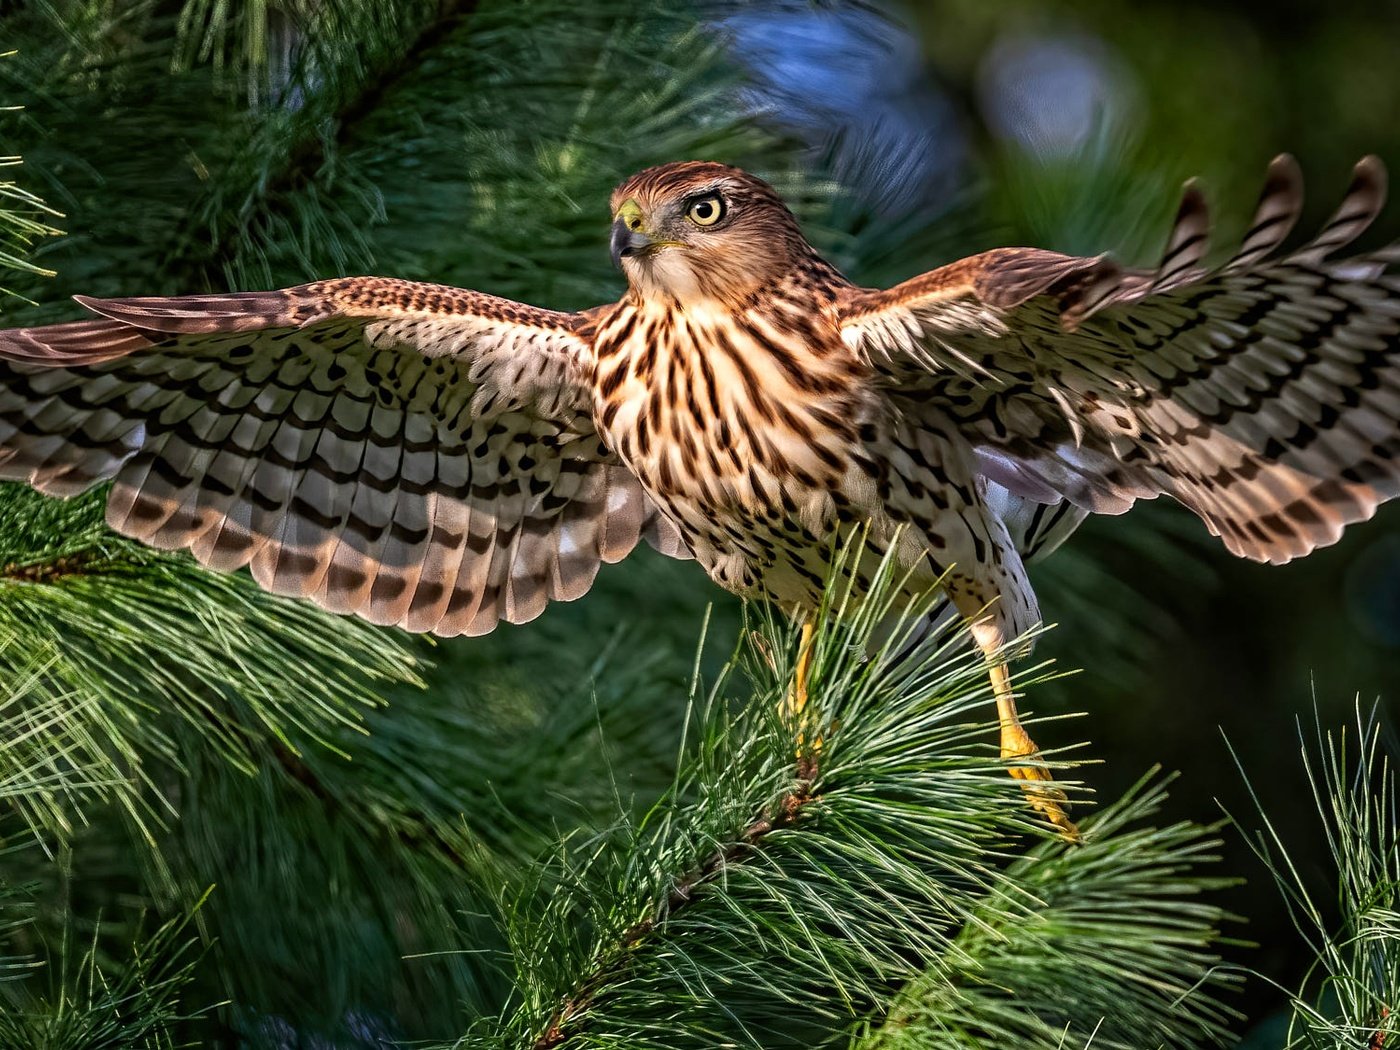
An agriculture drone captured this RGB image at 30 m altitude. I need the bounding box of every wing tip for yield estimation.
[0,314,151,365]
[1267,152,1303,184]
[1355,153,1388,188]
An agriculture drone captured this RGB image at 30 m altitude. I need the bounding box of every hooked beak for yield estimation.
[610,217,654,270]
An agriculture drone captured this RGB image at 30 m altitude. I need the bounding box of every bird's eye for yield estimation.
[686,195,726,227]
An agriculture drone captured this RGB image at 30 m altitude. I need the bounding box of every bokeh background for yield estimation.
[0,0,1396,1045]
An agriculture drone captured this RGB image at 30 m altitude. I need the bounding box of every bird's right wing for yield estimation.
[0,277,688,636]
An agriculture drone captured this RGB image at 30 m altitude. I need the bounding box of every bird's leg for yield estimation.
[781,620,820,768]
[964,613,1079,841]
[790,619,815,718]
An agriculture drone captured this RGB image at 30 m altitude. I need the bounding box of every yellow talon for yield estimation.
[954,598,1080,842]
[782,620,823,767]
[999,707,1079,841]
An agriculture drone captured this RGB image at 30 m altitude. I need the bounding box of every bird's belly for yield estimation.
[654,477,952,615]
[600,392,868,597]
[650,474,852,602]
[617,404,1031,629]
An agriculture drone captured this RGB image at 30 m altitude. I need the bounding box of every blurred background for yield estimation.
[0,0,1397,1045]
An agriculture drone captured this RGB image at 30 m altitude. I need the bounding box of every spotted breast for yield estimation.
[589,273,885,607]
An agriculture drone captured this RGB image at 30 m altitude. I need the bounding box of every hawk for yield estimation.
[1,155,1397,836]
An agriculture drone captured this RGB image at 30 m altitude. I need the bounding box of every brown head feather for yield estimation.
[609,161,789,216]
[608,162,831,304]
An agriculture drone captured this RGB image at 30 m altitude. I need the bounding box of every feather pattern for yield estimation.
[0,279,688,635]
[841,154,1400,564]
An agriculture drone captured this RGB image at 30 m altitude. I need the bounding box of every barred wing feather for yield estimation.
[842,155,1400,564]
[0,277,687,635]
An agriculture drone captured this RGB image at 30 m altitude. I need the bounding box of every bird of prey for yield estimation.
[0,156,1397,836]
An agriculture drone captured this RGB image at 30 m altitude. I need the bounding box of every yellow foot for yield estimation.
[783,676,809,723]
[783,671,826,770]
[1002,723,1080,842]
[781,621,824,775]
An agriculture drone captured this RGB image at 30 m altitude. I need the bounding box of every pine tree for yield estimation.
[0,2,1393,1048]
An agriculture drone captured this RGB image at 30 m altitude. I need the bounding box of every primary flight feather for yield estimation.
[2,155,1397,835]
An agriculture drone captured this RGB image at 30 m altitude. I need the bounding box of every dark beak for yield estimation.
[610,218,653,270]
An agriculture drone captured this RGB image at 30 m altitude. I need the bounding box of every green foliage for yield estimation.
[0,46,62,301]
[1233,713,1400,1049]
[0,902,209,1049]
[450,544,1234,1050]
[859,773,1238,1049]
[0,157,61,299]
[0,485,420,846]
[0,848,40,989]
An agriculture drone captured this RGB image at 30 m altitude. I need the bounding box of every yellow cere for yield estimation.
[616,198,645,232]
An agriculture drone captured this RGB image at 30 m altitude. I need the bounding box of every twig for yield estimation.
[1371,1006,1390,1050]
[531,769,819,1049]
[193,0,480,281]
[1,550,100,583]
[276,0,479,187]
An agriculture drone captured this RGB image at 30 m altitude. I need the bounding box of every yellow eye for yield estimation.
[686,194,725,227]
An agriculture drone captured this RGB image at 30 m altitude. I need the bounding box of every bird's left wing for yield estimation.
[0,277,687,635]
[840,155,1400,564]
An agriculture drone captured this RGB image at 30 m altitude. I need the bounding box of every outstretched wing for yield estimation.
[841,155,1400,564]
[0,277,687,635]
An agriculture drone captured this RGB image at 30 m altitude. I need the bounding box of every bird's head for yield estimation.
[609,162,809,305]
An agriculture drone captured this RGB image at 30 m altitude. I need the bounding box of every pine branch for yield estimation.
[0,157,61,300]
[455,541,1233,1050]
[858,771,1239,1049]
[0,550,98,584]
[193,0,481,282]
[1229,709,1400,1050]
[532,766,821,1049]
[0,483,423,849]
[320,1,479,148]
[0,50,63,303]
[0,895,211,1046]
